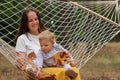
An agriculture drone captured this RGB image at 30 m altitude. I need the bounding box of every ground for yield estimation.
[0,42,120,80]
[81,42,120,80]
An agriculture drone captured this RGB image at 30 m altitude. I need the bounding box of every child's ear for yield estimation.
[51,39,55,44]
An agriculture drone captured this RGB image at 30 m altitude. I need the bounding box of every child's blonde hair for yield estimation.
[38,30,55,43]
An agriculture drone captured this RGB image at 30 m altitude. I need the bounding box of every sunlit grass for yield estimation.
[81,42,120,80]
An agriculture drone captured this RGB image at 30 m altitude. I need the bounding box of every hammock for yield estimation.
[0,0,120,79]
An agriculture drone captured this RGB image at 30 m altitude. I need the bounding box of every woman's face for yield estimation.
[27,11,39,35]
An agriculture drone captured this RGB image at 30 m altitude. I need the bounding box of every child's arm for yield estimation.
[54,43,76,66]
[35,50,43,79]
[35,50,43,68]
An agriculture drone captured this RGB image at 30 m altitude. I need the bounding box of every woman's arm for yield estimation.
[15,52,26,70]
[15,35,27,70]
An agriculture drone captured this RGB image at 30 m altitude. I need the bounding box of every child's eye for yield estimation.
[40,45,43,47]
[45,45,48,47]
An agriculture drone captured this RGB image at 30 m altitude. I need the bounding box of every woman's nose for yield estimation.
[31,19,37,23]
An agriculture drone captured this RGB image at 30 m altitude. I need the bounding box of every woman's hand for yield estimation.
[15,52,26,70]
[70,61,76,67]
[35,68,42,79]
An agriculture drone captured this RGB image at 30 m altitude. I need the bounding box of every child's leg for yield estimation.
[64,64,78,79]
[72,67,81,80]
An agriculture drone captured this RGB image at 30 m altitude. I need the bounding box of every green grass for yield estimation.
[80,42,120,80]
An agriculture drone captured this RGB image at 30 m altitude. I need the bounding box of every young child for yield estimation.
[38,30,78,79]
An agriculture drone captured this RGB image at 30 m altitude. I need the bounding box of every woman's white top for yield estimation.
[15,32,43,68]
[16,33,40,55]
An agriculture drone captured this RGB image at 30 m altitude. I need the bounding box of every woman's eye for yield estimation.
[35,18,38,21]
[28,19,33,22]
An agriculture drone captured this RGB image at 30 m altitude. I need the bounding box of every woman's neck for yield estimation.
[29,31,39,35]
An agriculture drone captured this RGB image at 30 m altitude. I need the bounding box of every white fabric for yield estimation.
[15,32,40,55]
[64,63,72,70]
[15,32,43,67]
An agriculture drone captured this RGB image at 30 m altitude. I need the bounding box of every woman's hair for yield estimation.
[15,7,46,41]
[38,30,55,44]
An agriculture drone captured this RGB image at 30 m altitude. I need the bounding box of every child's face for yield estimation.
[40,39,53,53]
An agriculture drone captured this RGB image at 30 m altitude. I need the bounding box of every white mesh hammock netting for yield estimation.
[0,0,120,79]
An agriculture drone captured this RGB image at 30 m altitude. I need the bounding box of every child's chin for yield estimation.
[43,51,49,53]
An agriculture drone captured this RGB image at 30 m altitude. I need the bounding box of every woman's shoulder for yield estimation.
[17,34,27,40]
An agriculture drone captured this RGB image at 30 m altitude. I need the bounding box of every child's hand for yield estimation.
[70,61,76,67]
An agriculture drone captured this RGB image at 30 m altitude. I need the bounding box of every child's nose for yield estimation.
[42,46,45,49]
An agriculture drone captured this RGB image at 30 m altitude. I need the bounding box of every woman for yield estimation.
[15,7,46,80]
